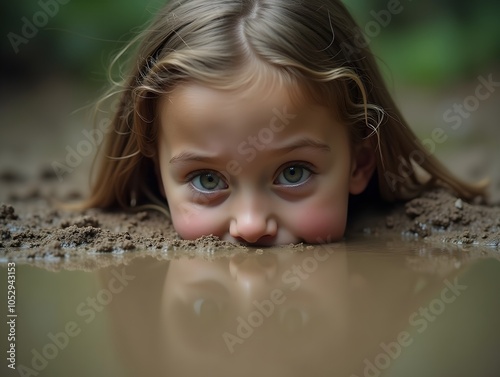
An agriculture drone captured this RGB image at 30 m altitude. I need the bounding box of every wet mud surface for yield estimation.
[1,169,500,377]
[348,189,500,247]
[1,165,499,267]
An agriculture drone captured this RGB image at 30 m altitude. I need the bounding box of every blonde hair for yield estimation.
[83,0,486,211]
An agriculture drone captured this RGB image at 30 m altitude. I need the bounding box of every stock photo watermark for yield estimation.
[15,268,134,377]
[350,277,467,377]
[222,238,335,353]
[6,262,17,370]
[442,74,500,130]
[51,99,119,182]
[178,105,296,224]
[341,0,413,58]
[384,73,500,192]
[7,0,70,54]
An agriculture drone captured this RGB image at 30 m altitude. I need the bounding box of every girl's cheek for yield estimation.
[170,205,222,240]
[292,202,348,243]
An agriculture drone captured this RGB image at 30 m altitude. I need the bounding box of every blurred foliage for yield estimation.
[1,0,157,88]
[1,0,499,89]
[346,0,500,85]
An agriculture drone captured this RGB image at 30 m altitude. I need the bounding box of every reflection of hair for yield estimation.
[83,0,486,210]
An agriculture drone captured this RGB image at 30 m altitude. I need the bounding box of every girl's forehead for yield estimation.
[157,80,343,153]
[159,80,329,134]
[161,72,323,118]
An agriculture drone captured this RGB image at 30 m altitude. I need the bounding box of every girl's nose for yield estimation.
[229,206,277,245]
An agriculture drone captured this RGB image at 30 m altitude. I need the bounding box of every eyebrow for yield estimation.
[269,137,331,154]
[169,151,216,165]
[169,137,331,165]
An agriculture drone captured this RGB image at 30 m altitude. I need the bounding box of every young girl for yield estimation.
[84,0,486,246]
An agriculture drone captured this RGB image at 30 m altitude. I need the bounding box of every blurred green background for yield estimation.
[347,0,500,86]
[2,0,499,87]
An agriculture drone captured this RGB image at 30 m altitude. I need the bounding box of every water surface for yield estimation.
[1,238,499,377]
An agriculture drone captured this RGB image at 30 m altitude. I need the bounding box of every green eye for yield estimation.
[276,165,312,186]
[191,172,227,192]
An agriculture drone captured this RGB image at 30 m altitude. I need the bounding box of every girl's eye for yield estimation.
[275,165,312,186]
[191,172,227,192]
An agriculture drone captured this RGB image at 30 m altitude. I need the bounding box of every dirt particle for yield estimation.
[410,221,430,238]
[1,229,11,240]
[9,239,21,247]
[430,216,450,228]
[454,199,464,210]
[449,211,462,223]
[95,242,114,253]
[45,210,59,224]
[405,200,425,218]
[0,204,18,220]
[120,240,135,250]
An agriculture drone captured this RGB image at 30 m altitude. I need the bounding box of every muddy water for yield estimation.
[1,239,499,377]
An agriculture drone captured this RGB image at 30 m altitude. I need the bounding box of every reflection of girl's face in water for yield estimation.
[102,240,457,377]
[160,245,352,375]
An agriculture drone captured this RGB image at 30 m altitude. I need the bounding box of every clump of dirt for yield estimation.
[349,189,500,247]
[0,193,246,260]
[61,215,100,229]
[53,225,102,247]
[1,160,499,262]
[0,204,18,220]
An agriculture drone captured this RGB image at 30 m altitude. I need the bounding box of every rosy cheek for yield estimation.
[292,203,348,243]
[170,206,223,240]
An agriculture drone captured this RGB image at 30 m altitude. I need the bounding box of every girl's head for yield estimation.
[87,0,485,245]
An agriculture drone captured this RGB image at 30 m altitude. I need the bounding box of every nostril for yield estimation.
[233,235,276,247]
[231,229,266,245]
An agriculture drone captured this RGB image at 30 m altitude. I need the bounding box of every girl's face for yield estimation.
[157,81,374,245]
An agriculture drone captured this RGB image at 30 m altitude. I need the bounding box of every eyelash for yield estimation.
[184,162,316,197]
[185,170,228,198]
[185,169,225,182]
[273,162,317,184]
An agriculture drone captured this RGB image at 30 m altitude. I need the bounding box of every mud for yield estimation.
[0,199,244,258]
[1,163,499,264]
[348,189,500,247]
